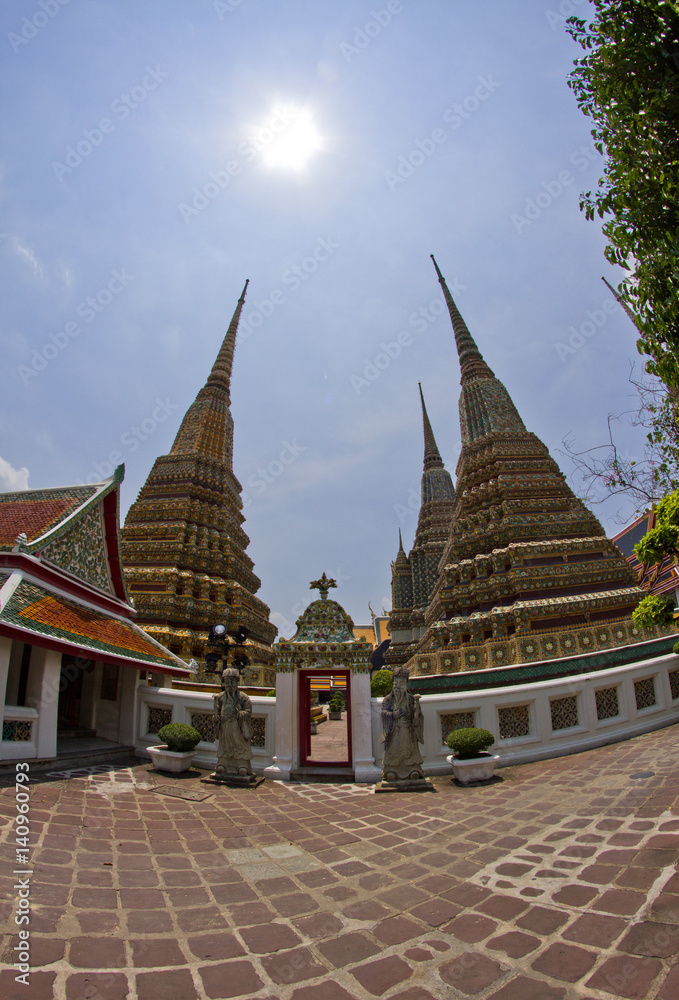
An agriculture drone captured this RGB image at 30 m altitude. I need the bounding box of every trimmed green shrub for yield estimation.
[445,727,495,759]
[370,669,393,697]
[632,593,675,631]
[157,723,202,752]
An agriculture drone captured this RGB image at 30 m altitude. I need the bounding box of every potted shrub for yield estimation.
[328,695,344,720]
[445,727,500,785]
[147,723,202,773]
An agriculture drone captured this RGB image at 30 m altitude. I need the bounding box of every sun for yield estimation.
[261,108,322,171]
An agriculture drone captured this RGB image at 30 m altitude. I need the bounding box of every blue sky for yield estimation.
[0,0,648,636]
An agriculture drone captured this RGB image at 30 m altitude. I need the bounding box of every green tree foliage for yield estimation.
[632,488,679,631]
[370,669,393,697]
[567,1,679,386]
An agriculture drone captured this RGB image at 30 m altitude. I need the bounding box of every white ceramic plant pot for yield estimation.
[147,745,197,773]
[446,753,500,785]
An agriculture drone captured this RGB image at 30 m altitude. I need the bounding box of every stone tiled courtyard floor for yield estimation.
[1,725,679,1000]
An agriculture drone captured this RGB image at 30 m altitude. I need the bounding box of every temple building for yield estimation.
[387,385,456,665]
[0,467,190,763]
[120,282,277,687]
[401,257,671,677]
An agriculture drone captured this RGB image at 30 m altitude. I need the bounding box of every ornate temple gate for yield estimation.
[298,669,352,768]
[264,575,381,783]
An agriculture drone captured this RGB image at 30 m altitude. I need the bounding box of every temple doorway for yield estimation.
[299,670,351,768]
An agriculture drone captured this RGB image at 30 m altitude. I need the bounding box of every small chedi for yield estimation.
[378,666,433,791]
[204,667,260,786]
[392,257,670,677]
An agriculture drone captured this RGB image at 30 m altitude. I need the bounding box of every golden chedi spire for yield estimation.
[121,281,277,683]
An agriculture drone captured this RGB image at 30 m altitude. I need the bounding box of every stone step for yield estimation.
[0,744,136,777]
[289,766,355,784]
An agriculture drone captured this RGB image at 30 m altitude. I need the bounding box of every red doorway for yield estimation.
[299,670,352,767]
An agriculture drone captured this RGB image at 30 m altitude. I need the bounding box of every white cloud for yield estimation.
[0,456,29,492]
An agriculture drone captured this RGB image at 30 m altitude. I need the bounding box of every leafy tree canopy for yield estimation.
[567,1,679,386]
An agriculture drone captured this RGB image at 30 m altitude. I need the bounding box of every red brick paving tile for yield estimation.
[426,938,450,952]
[186,932,245,961]
[318,931,382,968]
[578,864,621,884]
[592,888,648,916]
[633,848,677,867]
[441,883,491,907]
[137,969,200,1000]
[119,888,164,908]
[531,942,597,982]
[350,955,413,996]
[271,892,320,917]
[261,945,328,984]
[176,907,230,931]
[656,964,679,1000]
[26,936,66,965]
[586,955,663,998]
[440,953,506,994]
[551,884,599,906]
[324,885,356,902]
[292,911,344,938]
[118,870,159,887]
[408,898,460,927]
[130,937,186,966]
[76,910,121,932]
[126,909,173,932]
[359,872,395,890]
[289,984,360,1000]
[342,899,391,921]
[516,906,569,934]
[30,882,70,906]
[487,930,540,958]
[373,915,427,945]
[619,920,679,957]
[161,870,203,887]
[70,887,118,909]
[475,895,529,921]
[616,867,657,890]
[256,875,298,895]
[444,913,498,943]
[377,885,429,909]
[650,893,679,923]
[495,862,533,876]
[224,901,275,926]
[404,947,432,961]
[69,937,126,968]
[65,973,129,999]
[296,869,338,887]
[645,833,679,848]
[166,887,211,907]
[563,912,627,948]
[211,882,259,904]
[76,870,114,886]
[239,923,302,954]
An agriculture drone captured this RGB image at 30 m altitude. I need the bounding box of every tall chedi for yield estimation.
[387,385,456,665]
[121,281,277,686]
[407,257,657,677]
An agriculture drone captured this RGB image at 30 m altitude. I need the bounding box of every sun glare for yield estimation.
[261,108,322,171]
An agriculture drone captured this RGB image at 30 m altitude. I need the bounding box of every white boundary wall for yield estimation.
[135,651,679,781]
[136,687,276,773]
[371,651,679,777]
